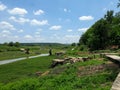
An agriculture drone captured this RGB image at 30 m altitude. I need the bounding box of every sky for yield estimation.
[0,0,119,44]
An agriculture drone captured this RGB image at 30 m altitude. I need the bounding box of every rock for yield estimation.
[51,59,65,68]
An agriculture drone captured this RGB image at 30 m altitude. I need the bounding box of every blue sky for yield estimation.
[0,0,119,43]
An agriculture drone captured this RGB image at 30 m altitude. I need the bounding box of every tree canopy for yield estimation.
[79,10,120,51]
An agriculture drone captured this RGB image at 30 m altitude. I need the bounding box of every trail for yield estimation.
[0,54,49,65]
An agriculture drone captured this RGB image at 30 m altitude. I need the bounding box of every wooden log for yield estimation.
[105,55,120,65]
[51,59,65,68]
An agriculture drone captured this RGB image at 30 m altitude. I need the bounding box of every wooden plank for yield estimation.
[105,55,120,65]
[111,72,120,90]
[100,53,119,58]
[106,55,120,61]
[53,59,64,62]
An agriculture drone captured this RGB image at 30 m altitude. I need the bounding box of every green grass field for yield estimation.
[0,44,68,61]
[0,55,55,83]
[0,44,119,89]
[0,54,119,89]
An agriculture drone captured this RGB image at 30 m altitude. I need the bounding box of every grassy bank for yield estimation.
[0,55,119,89]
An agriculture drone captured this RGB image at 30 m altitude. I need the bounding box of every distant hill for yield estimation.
[20,43,68,46]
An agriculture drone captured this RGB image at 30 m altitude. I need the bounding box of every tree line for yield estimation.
[3,42,20,47]
[79,1,120,51]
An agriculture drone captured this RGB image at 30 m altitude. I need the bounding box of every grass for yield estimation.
[0,45,49,61]
[0,51,33,61]
[0,59,119,90]
[0,46,119,89]
[0,45,68,61]
[0,55,55,83]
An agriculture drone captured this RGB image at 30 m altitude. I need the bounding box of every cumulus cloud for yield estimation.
[65,35,79,38]
[14,35,19,38]
[18,29,24,33]
[9,16,29,24]
[64,35,80,43]
[79,16,94,21]
[49,25,62,30]
[67,29,72,32]
[24,35,33,39]
[34,9,44,15]
[0,30,12,40]
[8,7,28,16]
[1,30,11,34]
[0,21,16,30]
[64,8,71,13]
[0,2,7,11]
[35,32,40,35]
[30,19,48,26]
[37,28,42,32]
[78,28,89,32]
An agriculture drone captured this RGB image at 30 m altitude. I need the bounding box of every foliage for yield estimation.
[79,10,120,51]
[117,0,120,8]
[7,42,20,47]
[71,43,76,46]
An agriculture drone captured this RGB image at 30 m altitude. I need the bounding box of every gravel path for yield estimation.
[0,54,49,65]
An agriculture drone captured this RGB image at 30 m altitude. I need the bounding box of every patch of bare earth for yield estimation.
[77,62,119,77]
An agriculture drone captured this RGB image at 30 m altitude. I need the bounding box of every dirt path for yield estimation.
[0,54,49,65]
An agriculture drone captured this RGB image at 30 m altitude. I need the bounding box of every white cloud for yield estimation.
[30,19,48,26]
[18,29,24,33]
[34,9,44,15]
[0,21,16,30]
[65,35,79,38]
[14,35,19,38]
[103,8,107,12]
[9,16,29,24]
[0,30,11,40]
[64,35,80,43]
[37,28,42,32]
[35,32,40,35]
[67,29,72,32]
[78,28,89,32]
[24,35,33,39]
[0,3,7,11]
[8,7,28,16]
[64,8,71,13]
[50,25,62,30]
[79,16,94,21]
[1,30,11,34]
[64,8,67,12]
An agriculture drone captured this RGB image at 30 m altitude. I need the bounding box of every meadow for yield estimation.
[0,55,119,89]
[0,44,119,90]
[0,43,68,60]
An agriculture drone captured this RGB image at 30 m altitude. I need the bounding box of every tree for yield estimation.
[14,42,20,47]
[71,43,76,46]
[104,10,114,24]
[117,0,120,7]
[8,42,14,46]
[79,10,120,51]
[3,42,8,46]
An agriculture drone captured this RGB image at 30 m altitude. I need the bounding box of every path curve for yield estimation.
[0,54,49,65]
